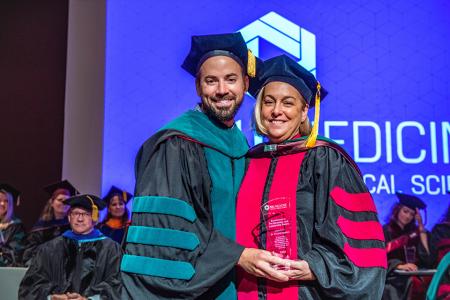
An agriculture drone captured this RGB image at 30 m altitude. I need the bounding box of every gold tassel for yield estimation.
[122,191,128,202]
[305,81,321,148]
[86,195,99,222]
[247,49,256,78]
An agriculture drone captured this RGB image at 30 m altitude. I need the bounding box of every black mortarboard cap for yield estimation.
[396,192,427,210]
[44,180,79,196]
[248,54,327,107]
[64,194,106,222]
[102,186,133,204]
[0,183,21,204]
[64,194,106,210]
[181,32,257,78]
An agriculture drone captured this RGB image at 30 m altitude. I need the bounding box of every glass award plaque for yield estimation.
[261,197,293,269]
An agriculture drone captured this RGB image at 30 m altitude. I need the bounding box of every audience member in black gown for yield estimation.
[382,192,435,300]
[0,183,25,267]
[97,186,132,244]
[22,180,78,265]
[19,194,122,299]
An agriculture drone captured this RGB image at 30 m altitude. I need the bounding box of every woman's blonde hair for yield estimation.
[0,190,14,223]
[253,86,312,138]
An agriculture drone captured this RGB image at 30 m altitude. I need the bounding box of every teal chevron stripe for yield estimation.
[126,226,200,250]
[132,196,197,222]
[121,254,195,280]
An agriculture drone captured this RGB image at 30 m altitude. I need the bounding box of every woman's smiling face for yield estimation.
[261,81,308,143]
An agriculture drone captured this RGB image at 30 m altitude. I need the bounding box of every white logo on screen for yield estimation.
[239,11,316,76]
[236,12,317,144]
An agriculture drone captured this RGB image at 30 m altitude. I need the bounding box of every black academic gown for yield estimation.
[22,217,70,266]
[236,137,387,299]
[18,230,122,300]
[382,222,435,300]
[0,216,26,266]
[121,126,247,299]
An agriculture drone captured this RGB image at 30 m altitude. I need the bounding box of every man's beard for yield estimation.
[202,97,243,123]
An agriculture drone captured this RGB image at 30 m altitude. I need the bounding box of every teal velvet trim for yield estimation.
[203,149,245,300]
[132,196,197,222]
[121,254,195,280]
[126,226,200,250]
[77,236,107,244]
[161,110,249,158]
[426,252,450,300]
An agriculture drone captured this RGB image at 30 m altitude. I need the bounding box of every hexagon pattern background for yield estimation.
[104,0,450,227]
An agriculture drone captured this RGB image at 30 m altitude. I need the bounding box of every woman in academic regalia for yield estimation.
[98,186,132,244]
[382,192,435,300]
[235,55,386,299]
[22,180,78,265]
[0,183,25,267]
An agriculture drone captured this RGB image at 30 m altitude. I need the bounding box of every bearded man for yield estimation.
[120,33,288,299]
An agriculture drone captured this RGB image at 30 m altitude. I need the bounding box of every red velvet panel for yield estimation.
[330,186,377,213]
[337,216,385,241]
[343,243,387,268]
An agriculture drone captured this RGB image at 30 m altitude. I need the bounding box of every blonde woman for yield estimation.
[0,183,25,266]
[235,55,386,299]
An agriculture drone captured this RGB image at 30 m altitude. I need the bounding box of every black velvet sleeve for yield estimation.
[121,133,244,299]
[299,146,386,299]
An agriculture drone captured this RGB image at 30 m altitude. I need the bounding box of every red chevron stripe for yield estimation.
[330,186,377,212]
[343,243,387,269]
[437,284,450,298]
[337,216,385,241]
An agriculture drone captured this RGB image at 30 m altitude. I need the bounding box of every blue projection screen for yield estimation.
[103,1,450,228]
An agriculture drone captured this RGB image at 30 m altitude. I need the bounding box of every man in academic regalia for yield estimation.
[120,33,288,300]
[19,194,122,300]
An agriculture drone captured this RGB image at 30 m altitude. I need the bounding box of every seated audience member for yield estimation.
[432,202,450,264]
[427,252,450,300]
[97,186,132,244]
[383,192,435,300]
[22,180,78,265]
[19,194,122,300]
[0,183,25,267]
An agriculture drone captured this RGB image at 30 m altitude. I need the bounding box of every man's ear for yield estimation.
[195,77,201,96]
[244,75,249,92]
